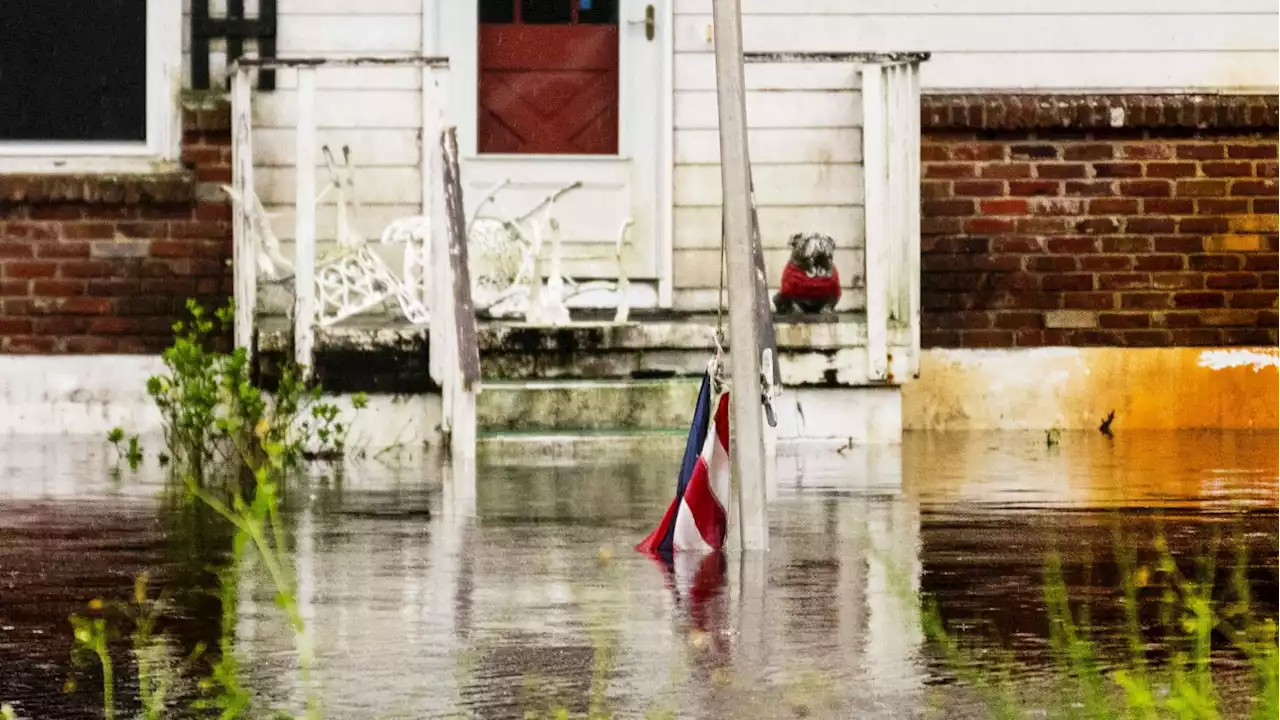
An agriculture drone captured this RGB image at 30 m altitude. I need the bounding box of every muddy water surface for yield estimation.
[1,431,1276,719]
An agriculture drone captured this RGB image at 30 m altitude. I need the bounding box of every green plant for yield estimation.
[106,427,144,471]
[301,393,366,461]
[69,599,115,720]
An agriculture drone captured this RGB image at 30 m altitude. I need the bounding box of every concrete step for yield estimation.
[477,378,702,434]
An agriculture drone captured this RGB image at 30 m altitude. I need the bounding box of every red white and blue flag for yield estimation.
[636,371,731,555]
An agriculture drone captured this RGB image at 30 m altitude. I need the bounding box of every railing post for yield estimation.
[907,60,923,378]
[425,62,447,387]
[231,65,256,358]
[293,67,318,378]
[861,64,888,382]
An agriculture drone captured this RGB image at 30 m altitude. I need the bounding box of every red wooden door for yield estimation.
[478,1,619,155]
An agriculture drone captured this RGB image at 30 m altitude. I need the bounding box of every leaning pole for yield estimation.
[711,0,769,552]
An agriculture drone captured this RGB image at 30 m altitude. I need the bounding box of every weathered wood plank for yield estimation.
[675,164,863,207]
[675,90,861,129]
[676,127,861,164]
[441,127,480,390]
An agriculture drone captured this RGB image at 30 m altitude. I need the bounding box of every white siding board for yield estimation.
[674,0,1278,15]
[675,55,862,90]
[273,66,424,90]
[675,165,863,208]
[255,167,422,205]
[675,206,865,249]
[675,14,1277,54]
[253,90,422,129]
[675,90,861,129]
[676,128,861,165]
[921,51,1280,92]
[277,0,420,14]
[265,204,424,242]
[253,129,421,167]
[276,16,421,54]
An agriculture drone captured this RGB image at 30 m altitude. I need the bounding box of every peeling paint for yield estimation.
[1197,348,1280,373]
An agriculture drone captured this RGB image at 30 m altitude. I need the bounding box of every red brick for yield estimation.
[953,180,1005,197]
[1076,218,1121,234]
[1227,143,1278,160]
[1152,273,1205,290]
[925,163,976,179]
[0,243,32,259]
[1089,198,1140,215]
[923,199,976,217]
[922,218,964,235]
[1014,329,1046,346]
[28,205,86,221]
[1064,144,1114,161]
[0,317,33,334]
[1178,217,1230,235]
[921,330,960,347]
[60,260,118,278]
[0,279,27,296]
[194,202,232,222]
[1171,328,1224,345]
[1145,163,1198,179]
[1080,255,1133,272]
[1201,161,1252,178]
[922,273,986,292]
[1123,293,1172,310]
[1144,198,1196,214]
[60,222,116,240]
[35,317,93,335]
[1224,327,1277,344]
[1017,217,1071,234]
[980,163,1033,179]
[1177,144,1225,160]
[1258,198,1280,214]
[926,311,994,330]
[34,241,91,259]
[1153,235,1204,253]
[1174,292,1226,308]
[1063,292,1115,310]
[1177,180,1229,197]
[5,222,57,241]
[1229,291,1279,308]
[1190,254,1243,271]
[1154,310,1200,327]
[61,297,113,315]
[1257,161,1278,179]
[921,145,949,162]
[979,199,1028,215]
[922,180,953,199]
[966,218,1016,234]
[1011,144,1058,160]
[1231,179,1277,197]
[1100,236,1152,253]
[3,335,57,352]
[1094,163,1143,179]
[988,273,1041,291]
[1036,164,1087,179]
[1009,180,1060,197]
[1028,255,1079,272]
[180,145,222,165]
[1121,330,1173,347]
[1031,198,1086,215]
[1134,255,1185,271]
[1047,236,1098,253]
[1099,312,1151,329]
[973,254,1023,271]
[1120,144,1174,160]
[952,145,1006,161]
[2,261,56,278]
[1196,198,1250,215]
[32,279,85,297]
[1206,272,1260,290]
[1121,180,1172,198]
[1042,274,1094,291]
[959,330,1015,348]
[169,220,229,240]
[86,317,142,335]
[1097,273,1151,291]
[87,279,139,297]
[993,311,1044,329]
[992,236,1044,253]
[1126,218,1176,233]
[1066,181,1116,197]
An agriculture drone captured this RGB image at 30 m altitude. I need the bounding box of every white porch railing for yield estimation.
[229,55,479,458]
[744,52,927,384]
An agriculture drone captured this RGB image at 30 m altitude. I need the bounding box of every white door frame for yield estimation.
[434,0,674,307]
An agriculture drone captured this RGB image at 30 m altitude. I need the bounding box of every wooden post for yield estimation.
[711,0,768,552]
[440,127,480,460]
[230,66,256,359]
[907,61,923,378]
[293,68,318,378]
[861,64,888,382]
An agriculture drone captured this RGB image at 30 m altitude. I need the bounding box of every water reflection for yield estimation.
[0,431,1275,718]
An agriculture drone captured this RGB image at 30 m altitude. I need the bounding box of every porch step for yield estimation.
[477,378,702,434]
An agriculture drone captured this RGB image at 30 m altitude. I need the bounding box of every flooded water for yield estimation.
[1,431,1276,719]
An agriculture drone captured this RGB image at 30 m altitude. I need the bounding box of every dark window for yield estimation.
[577,0,617,24]
[479,0,515,24]
[0,0,148,143]
[520,0,572,24]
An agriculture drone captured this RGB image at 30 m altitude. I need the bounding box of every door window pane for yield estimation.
[520,0,571,24]
[479,0,515,24]
[577,0,617,25]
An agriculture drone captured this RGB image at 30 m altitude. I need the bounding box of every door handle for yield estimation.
[628,4,655,42]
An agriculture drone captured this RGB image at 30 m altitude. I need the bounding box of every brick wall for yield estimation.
[0,101,233,353]
[919,94,1278,349]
